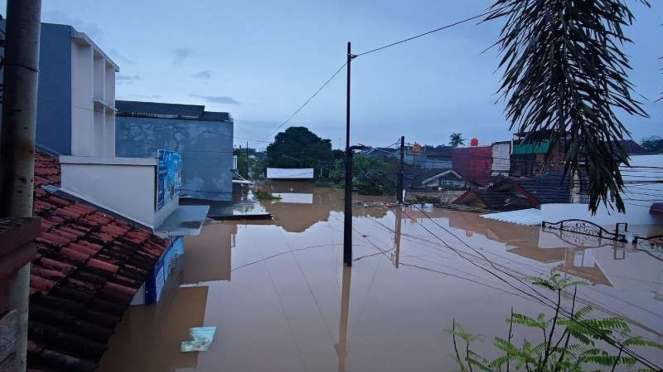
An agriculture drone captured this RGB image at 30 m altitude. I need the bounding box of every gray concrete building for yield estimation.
[115,101,234,201]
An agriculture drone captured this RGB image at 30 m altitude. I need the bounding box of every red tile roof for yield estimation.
[28,152,171,372]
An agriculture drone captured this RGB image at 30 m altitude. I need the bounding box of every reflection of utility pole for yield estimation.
[397,136,405,204]
[335,265,352,372]
[392,207,402,268]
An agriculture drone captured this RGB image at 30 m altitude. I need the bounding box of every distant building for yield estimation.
[491,141,511,177]
[510,132,566,178]
[454,172,584,211]
[266,168,314,180]
[452,145,492,186]
[410,169,468,189]
[115,100,234,201]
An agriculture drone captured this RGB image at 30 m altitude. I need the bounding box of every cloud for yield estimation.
[109,48,133,65]
[116,74,142,85]
[42,10,103,41]
[191,70,212,79]
[190,93,239,105]
[172,48,193,66]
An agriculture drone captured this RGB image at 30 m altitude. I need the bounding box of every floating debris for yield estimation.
[181,327,217,352]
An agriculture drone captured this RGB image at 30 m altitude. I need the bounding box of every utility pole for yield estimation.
[343,42,356,266]
[0,1,42,371]
[397,136,405,204]
[246,141,250,179]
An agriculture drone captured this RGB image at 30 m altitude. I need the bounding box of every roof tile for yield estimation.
[28,151,172,372]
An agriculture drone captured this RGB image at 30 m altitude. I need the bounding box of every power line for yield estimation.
[355,11,491,57]
[405,205,663,371]
[262,62,348,141]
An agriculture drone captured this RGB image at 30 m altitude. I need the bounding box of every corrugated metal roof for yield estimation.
[479,208,542,226]
[116,100,232,122]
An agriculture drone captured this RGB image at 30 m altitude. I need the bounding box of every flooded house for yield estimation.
[7,22,209,372]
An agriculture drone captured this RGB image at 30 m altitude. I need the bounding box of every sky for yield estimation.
[2,0,662,149]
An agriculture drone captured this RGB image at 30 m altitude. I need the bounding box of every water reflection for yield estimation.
[99,184,663,372]
[336,266,351,372]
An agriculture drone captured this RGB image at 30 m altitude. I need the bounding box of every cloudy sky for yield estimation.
[2,0,662,149]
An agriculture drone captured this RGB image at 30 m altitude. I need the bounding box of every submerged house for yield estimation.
[1,22,209,371]
[454,172,583,211]
[115,100,235,201]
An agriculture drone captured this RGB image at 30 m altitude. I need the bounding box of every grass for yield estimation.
[255,190,281,200]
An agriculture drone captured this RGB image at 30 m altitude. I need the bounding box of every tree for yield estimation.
[641,136,663,153]
[449,269,663,372]
[266,127,334,178]
[449,133,466,147]
[353,155,395,195]
[234,148,265,180]
[486,0,651,213]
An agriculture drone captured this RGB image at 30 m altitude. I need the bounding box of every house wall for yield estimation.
[452,146,492,186]
[115,117,234,201]
[59,156,178,227]
[0,23,73,155]
[491,142,511,176]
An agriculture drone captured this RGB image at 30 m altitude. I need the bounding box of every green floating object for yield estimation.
[181,326,217,352]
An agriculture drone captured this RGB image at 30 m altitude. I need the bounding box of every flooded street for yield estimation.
[99,185,663,372]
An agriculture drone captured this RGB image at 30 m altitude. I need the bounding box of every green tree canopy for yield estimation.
[266,127,334,177]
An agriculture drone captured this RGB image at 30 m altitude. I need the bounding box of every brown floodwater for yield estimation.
[99,185,663,372]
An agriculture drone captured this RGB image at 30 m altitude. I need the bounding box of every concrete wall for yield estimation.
[59,156,178,227]
[491,142,511,176]
[0,22,73,154]
[116,117,234,201]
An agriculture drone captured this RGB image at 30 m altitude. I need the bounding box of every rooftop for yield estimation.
[28,152,172,372]
[116,100,232,122]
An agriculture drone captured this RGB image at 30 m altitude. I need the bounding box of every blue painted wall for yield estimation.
[0,22,73,155]
[116,117,234,201]
[35,24,73,155]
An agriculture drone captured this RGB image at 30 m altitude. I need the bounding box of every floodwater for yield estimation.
[99,184,663,372]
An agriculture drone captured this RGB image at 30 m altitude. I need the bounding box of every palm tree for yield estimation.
[486,0,651,213]
[449,133,465,147]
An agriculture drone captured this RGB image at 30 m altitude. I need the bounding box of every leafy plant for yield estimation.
[485,0,651,214]
[447,268,663,372]
[254,189,281,201]
[353,155,395,195]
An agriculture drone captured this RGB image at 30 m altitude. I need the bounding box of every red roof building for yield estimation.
[452,146,493,186]
[28,152,173,372]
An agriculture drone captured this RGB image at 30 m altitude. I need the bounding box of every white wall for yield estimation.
[491,142,511,175]
[60,156,177,228]
[70,34,118,157]
[71,41,94,156]
[267,168,314,179]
